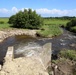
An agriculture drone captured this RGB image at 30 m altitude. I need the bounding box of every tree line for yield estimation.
[43,16,76,20]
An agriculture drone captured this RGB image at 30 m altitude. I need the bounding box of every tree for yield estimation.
[8,15,16,24]
[8,9,43,29]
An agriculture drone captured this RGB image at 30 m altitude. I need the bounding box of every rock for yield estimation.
[70,44,76,47]
[0,65,1,70]
[0,29,37,43]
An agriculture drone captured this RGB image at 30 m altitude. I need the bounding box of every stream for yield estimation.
[0,28,76,63]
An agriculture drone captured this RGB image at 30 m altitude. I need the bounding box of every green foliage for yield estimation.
[71,26,76,32]
[0,21,4,24]
[59,50,76,61]
[8,15,16,24]
[8,9,43,29]
[66,19,76,32]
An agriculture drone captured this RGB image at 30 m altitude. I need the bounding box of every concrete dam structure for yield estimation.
[0,43,51,75]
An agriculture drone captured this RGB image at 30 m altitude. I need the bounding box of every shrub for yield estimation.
[8,9,43,29]
[66,19,76,32]
[71,26,76,32]
[0,21,4,24]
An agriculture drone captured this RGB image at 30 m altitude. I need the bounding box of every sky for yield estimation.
[0,0,76,17]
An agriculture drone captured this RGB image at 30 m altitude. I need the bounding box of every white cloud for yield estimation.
[0,8,9,13]
[36,8,69,16]
[0,7,76,17]
[12,7,18,13]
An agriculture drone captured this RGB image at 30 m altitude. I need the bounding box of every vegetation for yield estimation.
[44,18,69,27]
[0,18,9,23]
[44,16,75,20]
[52,50,76,64]
[59,50,76,61]
[66,19,76,33]
[36,18,69,37]
[0,18,11,29]
[0,21,4,24]
[52,50,76,75]
[37,24,63,37]
[8,9,43,29]
[0,16,72,37]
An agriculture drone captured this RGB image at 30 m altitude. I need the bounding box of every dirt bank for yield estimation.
[0,29,37,42]
[52,58,76,75]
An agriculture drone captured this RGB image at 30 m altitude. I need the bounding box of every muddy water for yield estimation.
[0,28,76,63]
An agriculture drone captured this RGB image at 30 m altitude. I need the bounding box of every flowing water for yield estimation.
[0,28,76,63]
[51,28,76,55]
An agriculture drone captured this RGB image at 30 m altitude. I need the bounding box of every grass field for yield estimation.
[0,18,9,23]
[0,18,11,29]
[0,18,69,37]
[44,19,69,26]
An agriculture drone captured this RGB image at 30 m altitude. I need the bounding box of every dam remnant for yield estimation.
[4,43,51,72]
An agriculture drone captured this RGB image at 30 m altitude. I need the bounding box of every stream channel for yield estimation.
[0,28,76,64]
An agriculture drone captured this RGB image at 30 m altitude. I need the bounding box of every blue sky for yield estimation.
[0,0,76,17]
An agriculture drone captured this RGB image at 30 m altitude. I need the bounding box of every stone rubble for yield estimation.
[0,29,37,42]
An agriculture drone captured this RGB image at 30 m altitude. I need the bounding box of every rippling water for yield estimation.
[0,28,76,62]
[51,28,76,54]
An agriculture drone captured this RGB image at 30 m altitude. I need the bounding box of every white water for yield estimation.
[14,42,42,57]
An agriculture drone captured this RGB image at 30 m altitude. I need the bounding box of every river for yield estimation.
[0,28,76,64]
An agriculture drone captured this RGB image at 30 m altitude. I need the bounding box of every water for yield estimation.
[0,28,76,62]
[51,28,76,54]
[0,35,51,62]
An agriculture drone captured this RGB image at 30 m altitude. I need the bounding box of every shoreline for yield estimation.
[0,29,37,43]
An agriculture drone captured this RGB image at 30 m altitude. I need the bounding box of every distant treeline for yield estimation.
[43,16,76,20]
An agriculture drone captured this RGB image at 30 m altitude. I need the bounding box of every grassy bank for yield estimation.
[52,50,76,75]
[37,19,69,37]
[71,26,76,32]
[37,25,63,37]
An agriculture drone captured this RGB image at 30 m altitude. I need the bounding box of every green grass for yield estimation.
[0,24,11,29]
[0,18,12,29]
[37,19,69,37]
[59,50,76,61]
[37,25,63,37]
[0,18,9,23]
[0,18,69,37]
[44,19,69,27]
